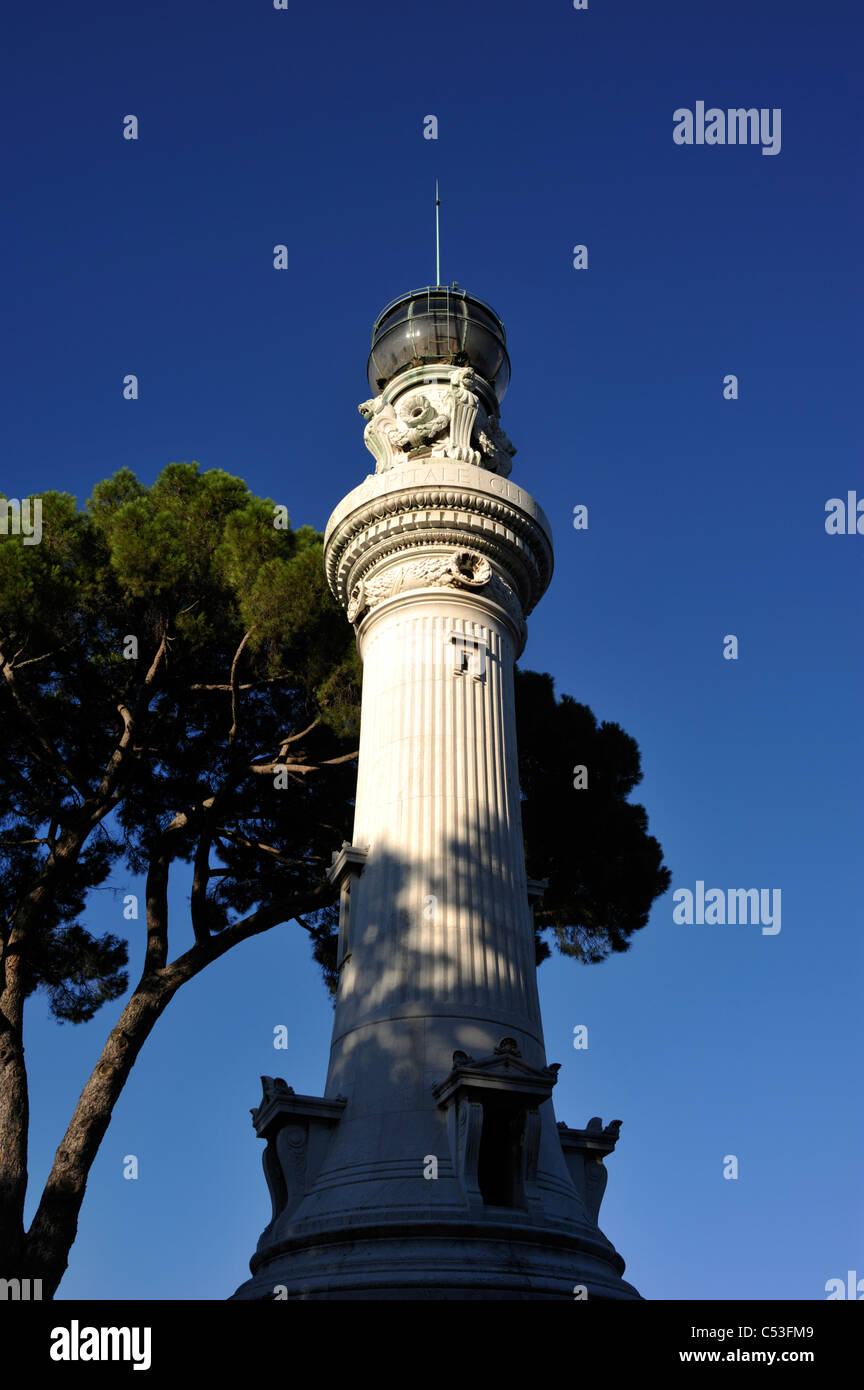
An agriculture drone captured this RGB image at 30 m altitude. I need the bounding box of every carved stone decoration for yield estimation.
[259,1075,295,1106]
[324,477,554,637]
[433,1041,560,1219]
[476,416,516,478]
[452,1050,475,1066]
[447,549,492,588]
[454,1098,485,1215]
[262,1139,287,1227]
[359,370,516,478]
[351,547,497,624]
[583,1155,609,1225]
[275,1123,308,1222]
[442,367,481,464]
[588,1116,622,1141]
[361,554,453,607]
[483,574,525,638]
[249,1082,347,1256]
[557,1117,623,1226]
[346,579,367,623]
[521,1108,545,1220]
[395,393,449,451]
[358,396,409,473]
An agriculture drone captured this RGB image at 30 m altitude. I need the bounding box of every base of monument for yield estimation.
[230,1217,642,1300]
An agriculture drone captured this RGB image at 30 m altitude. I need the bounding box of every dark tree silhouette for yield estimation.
[515,669,670,964]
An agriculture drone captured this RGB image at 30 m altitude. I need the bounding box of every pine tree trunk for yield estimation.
[21,977,176,1298]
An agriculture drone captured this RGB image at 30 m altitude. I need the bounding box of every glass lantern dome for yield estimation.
[367,286,510,402]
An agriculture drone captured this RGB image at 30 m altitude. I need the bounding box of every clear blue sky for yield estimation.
[3,0,861,1300]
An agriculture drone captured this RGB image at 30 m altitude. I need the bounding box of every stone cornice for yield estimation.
[323,462,554,620]
[251,1078,347,1140]
[557,1119,622,1160]
[326,842,368,889]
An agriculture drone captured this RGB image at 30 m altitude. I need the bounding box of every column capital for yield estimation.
[323,464,554,657]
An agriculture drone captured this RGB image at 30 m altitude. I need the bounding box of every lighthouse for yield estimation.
[232,286,640,1299]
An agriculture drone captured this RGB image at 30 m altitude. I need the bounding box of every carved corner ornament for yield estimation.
[557,1117,623,1226]
[251,1079,348,1249]
[345,547,497,627]
[357,368,516,477]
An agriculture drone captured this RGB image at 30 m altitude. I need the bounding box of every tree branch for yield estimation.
[23,977,175,1294]
[215,827,315,867]
[190,828,213,946]
[188,674,294,692]
[143,812,189,971]
[12,647,71,670]
[162,881,339,989]
[0,648,89,800]
[248,750,358,776]
[280,718,321,745]
[96,633,169,804]
[227,630,253,748]
[21,874,338,1294]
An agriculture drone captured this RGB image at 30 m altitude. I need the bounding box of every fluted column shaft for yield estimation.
[327,589,542,1093]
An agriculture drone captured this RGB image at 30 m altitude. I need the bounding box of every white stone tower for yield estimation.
[233,287,640,1299]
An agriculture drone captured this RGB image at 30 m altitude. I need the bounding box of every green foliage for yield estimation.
[27,924,129,1025]
[0,463,361,1019]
